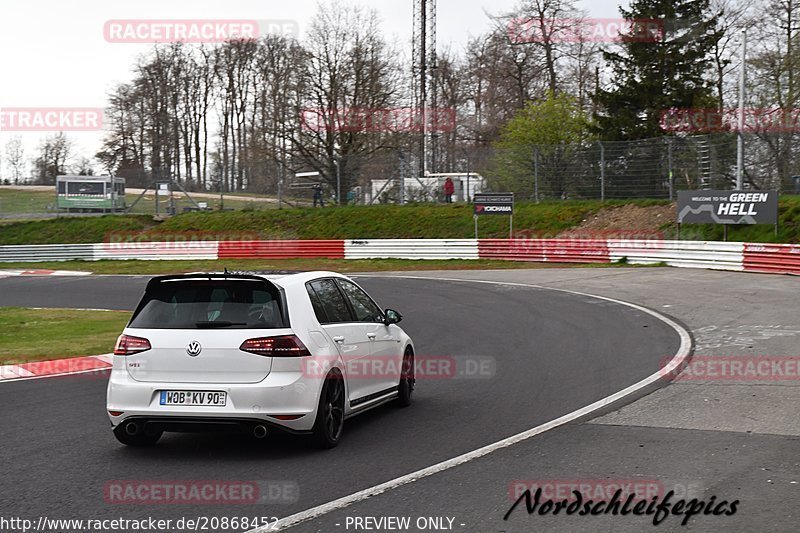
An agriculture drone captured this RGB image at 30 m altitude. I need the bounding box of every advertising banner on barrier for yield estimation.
[473,193,514,215]
[677,190,778,225]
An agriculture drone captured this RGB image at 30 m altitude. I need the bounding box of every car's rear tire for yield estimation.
[113,422,163,446]
[397,347,415,407]
[312,369,345,449]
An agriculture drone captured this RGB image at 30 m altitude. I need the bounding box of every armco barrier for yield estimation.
[607,240,744,271]
[345,239,478,260]
[219,240,345,259]
[1,238,799,276]
[743,243,800,274]
[0,243,95,262]
[479,239,610,263]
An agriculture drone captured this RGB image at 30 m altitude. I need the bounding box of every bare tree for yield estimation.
[748,0,800,187]
[33,132,72,184]
[293,1,403,202]
[72,156,94,176]
[96,82,148,183]
[710,0,753,110]
[505,0,586,94]
[250,35,306,193]
[4,136,25,184]
[180,45,215,189]
[214,39,260,192]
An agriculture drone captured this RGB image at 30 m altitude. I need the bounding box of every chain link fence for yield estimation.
[351,133,800,203]
[4,132,800,220]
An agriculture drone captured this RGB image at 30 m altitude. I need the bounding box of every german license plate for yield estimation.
[159,390,227,406]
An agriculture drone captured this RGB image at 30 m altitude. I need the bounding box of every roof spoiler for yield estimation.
[144,273,272,293]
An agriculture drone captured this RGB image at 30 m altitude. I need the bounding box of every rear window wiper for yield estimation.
[195,321,247,328]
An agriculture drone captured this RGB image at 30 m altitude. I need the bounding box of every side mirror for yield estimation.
[384,309,402,325]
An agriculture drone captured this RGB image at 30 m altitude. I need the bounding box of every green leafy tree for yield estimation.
[595,0,723,141]
[491,92,596,198]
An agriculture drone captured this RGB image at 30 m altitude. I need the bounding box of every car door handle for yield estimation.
[367,333,376,340]
[332,335,345,343]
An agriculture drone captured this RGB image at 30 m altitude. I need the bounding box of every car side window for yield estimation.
[306,283,329,324]
[337,279,384,323]
[307,279,353,324]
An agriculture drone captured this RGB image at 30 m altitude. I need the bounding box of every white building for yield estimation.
[369,172,485,203]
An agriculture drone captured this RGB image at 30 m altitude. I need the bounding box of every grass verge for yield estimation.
[0,307,130,364]
[5,195,800,244]
[0,200,626,244]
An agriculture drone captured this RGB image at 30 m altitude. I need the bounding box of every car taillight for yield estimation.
[114,334,151,356]
[240,335,311,357]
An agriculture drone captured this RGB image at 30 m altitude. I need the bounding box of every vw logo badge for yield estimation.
[186,341,202,357]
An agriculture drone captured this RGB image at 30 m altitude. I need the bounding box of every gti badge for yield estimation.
[186,341,202,357]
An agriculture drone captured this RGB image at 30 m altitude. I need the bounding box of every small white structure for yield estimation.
[369,172,485,203]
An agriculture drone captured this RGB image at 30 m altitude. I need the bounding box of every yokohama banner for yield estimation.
[474,193,514,215]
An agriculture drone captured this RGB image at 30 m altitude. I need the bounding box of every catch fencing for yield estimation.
[362,133,799,204]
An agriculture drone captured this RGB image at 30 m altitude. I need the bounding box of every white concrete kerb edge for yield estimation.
[248,274,693,532]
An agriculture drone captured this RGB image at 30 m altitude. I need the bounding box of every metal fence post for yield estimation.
[599,141,605,201]
[399,152,406,205]
[668,138,674,201]
[533,146,540,203]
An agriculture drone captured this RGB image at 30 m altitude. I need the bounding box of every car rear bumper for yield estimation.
[115,416,313,435]
[106,366,322,432]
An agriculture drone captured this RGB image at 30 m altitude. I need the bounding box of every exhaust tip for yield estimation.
[124,421,140,436]
[253,424,268,439]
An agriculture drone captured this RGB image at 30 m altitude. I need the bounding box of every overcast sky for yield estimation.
[0,0,623,163]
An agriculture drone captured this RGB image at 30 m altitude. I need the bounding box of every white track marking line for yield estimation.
[248,275,693,532]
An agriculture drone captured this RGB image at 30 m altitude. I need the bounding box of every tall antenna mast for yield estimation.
[413,0,437,185]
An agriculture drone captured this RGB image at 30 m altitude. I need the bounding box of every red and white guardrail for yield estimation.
[1,238,800,275]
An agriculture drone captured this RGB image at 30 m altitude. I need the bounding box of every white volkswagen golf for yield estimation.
[106,271,415,448]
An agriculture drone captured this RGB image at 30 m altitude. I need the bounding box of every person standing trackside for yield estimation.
[443,177,455,203]
[313,182,324,207]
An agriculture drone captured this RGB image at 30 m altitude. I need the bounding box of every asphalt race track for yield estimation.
[0,274,682,532]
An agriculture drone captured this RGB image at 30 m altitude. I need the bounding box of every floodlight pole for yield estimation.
[736,29,747,190]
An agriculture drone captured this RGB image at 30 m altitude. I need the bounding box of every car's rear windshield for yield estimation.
[129,279,288,329]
